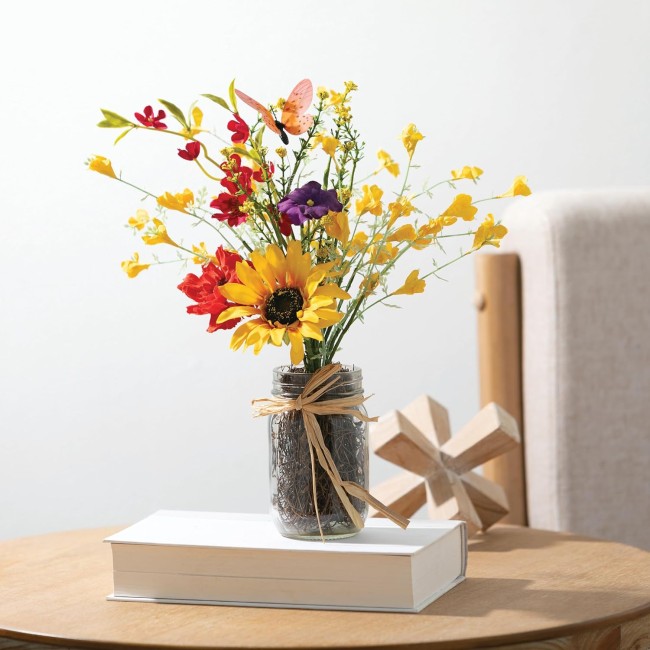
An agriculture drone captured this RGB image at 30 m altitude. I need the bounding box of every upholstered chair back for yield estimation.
[500,189,650,550]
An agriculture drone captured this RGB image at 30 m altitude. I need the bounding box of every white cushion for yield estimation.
[500,189,650,550]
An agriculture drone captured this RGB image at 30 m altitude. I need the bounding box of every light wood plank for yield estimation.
[461,470,509,530]
[368,471,426,518]
[401,395,451,446]
[441,402,520,475]
[370,410,443,476]
[425,471,483,535]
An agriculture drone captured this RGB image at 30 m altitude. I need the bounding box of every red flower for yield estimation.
[227,113,250,144]
[178,141,201,161]
[210,192,248,227]
[253,161,275,183]
[278,213,293,236]
[219,154,254,194]
[220,156,275,195]
[177,247,243,332]
[134,105,167,129]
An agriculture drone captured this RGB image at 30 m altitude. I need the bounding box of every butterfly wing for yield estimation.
[235,89,279,134]
[282,79,313,135]
[283,113,314,136]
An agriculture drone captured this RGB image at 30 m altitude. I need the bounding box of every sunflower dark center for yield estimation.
[264,287,303,325]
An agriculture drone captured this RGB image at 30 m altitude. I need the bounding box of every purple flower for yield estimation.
[277,180,343,226]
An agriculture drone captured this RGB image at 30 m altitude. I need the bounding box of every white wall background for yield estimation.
[1,0,648,540]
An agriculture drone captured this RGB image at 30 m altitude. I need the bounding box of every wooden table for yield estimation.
[0,526,648,650]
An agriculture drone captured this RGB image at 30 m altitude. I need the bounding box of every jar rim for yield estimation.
[273,364,362,380]
[272,364,363,396]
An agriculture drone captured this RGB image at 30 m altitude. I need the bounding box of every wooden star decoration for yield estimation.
[369,395,520,535]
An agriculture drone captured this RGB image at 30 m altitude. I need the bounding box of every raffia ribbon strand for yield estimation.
[253,363,410,538]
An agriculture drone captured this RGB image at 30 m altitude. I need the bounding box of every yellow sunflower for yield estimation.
[217,241,351,365]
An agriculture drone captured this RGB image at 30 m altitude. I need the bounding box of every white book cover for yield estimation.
[105,510,467,613]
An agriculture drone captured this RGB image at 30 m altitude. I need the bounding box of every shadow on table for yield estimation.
[468,526,604,553]
[418,576,649,620]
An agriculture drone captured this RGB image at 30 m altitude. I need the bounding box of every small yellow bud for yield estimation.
[220,146,235,158]
[276,97,286,109]
[241,200,256,214]
[343,141,355,152]
[275,147,287,158]
[316,87,329,100]
[334,105,351,120]
[344,81,358,92]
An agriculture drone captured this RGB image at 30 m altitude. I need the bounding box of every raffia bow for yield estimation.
[253,363,410,539]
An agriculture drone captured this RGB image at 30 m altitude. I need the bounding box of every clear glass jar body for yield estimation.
[269,365,369,540]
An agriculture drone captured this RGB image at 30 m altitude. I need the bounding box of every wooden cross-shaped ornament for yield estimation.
[370,395,520,535]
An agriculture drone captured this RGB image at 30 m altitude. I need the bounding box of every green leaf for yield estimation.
[254,125,265,149]
[230,145,262,165]
[228,79,238,113]
[114,127,134,145]
[202,93,230,111]
[98,109,133,128]
[158,99,189,129]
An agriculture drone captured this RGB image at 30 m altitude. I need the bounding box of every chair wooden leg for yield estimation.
[475,253,527,526]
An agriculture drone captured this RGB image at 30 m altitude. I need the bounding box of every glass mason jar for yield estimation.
[269,365,369,540]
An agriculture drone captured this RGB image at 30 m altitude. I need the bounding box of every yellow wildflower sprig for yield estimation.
[96,81,532,370]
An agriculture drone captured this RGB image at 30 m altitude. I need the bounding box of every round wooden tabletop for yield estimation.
[0,525,649,650]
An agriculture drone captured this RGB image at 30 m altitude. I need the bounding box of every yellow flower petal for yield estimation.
[120,252,150,278]
[441,194,477,222]
[387,197,415,226]
[128,208,149,231]
[499,175,532,198]
[141,218,178,247]
[219,281,263,306]
[252,327,272,354]
[250,250,277,290]
[451,166,483,181]
[360,272,380,296]
[298,308,319,323]
[377,150,400,177]
[191,242,215,265]
[285,240,311,287]
[313,133,340,157]
[401,124,424,158]
[157,189,194,213]
[345,231,368,257]
[314,308,345,327]
[308,295,335,310]
[88,155,116,179]
[314,284,351,300]
[300,321,324,341]
[472,214,508,250]
[287,329,304,365]
[355,185,383,217]
[269,327,286,346]
[265,244,287,285]
[235,261,268,299]
[230,320,261,350]
[387,224,417,243]
[304,263,332,298]
[367,242,398,265]
[323,211,350,244]
[217,305,260,323]
[393,269,426,296]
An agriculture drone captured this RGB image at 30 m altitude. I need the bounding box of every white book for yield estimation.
[105,510,467,613]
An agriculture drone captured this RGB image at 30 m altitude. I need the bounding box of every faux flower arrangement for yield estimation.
[89,79,531,373]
